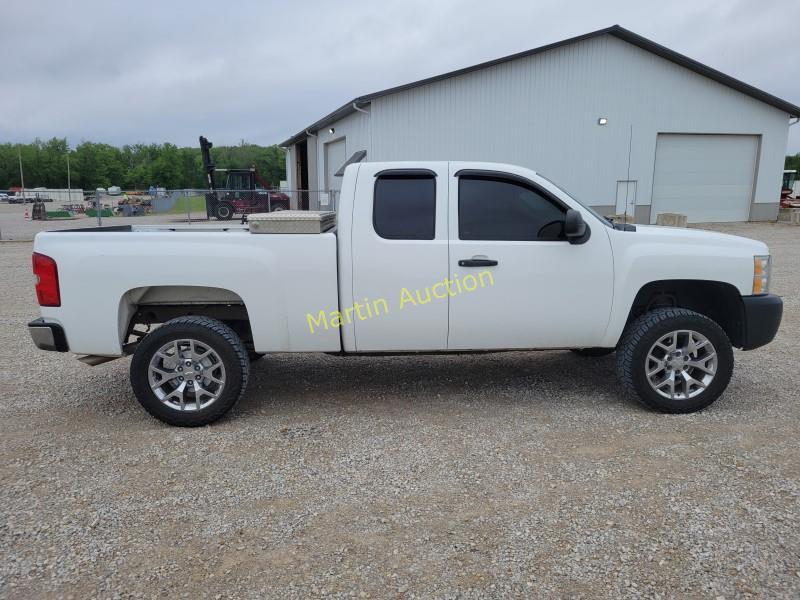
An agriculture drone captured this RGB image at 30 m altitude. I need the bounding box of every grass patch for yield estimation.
[85,208,114,218]
[167,195,207,214]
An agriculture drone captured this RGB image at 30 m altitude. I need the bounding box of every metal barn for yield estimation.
[280,25,800,223]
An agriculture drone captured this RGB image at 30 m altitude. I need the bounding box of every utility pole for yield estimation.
[66,152,72,205]
[18,146,25,201]
[96,189,102,227]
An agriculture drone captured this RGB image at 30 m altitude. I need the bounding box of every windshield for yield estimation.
[536,173,613,227]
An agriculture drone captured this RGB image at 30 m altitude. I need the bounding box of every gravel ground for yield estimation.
[1,222,799,599]
[0,202,208,241]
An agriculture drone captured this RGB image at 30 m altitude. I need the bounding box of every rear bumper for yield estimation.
[28,318,69,352]
[741,294,783,350]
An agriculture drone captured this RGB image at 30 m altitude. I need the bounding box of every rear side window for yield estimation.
[459,176,566,241]
[373,174,436,240]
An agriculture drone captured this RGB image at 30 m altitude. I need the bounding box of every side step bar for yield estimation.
[77,355,119,366]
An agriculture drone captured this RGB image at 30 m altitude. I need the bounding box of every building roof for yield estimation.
[280,25,800,147]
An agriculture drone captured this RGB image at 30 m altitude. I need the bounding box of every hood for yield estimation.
[629,224,768,255]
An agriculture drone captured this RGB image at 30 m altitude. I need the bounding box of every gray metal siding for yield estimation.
[311,109,371,191]
[339,34,787,216]
[749,202,779,221]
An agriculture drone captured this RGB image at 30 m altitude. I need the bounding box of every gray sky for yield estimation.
[2,0,799,151]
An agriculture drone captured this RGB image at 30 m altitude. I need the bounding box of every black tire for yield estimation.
[215,201,234,220]
[571,347,615,357]
[270,202,288,212]
[130,316,249,427]
[616,308,733,414]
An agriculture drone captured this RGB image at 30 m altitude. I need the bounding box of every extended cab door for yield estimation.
[447,164,614,349]
[348,162,450,351]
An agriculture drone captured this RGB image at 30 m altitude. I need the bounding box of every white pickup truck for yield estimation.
[28,162,782,426]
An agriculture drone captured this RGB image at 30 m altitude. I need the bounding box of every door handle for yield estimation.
[458,258,498,267]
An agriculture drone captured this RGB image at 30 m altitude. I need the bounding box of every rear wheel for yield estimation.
[616,308,733,413]
[215,201,234,220]
[130,316,249,426]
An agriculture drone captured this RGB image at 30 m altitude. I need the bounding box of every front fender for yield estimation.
[601,228,761,347]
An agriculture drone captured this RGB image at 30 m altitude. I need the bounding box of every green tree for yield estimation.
[0,139,286,191]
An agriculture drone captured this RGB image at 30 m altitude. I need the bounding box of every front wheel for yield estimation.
[130,316,249,426]
[616,308,733,413]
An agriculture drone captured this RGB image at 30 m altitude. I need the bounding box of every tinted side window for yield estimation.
[374,175,436,240]
[458,177,566,241]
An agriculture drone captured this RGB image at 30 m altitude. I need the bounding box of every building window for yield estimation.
[373,173,436,240]
[458,176,566,241]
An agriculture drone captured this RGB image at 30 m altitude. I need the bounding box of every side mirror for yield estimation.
[564,209,590,244]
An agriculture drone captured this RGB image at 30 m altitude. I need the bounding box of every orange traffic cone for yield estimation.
[24,206,30,221]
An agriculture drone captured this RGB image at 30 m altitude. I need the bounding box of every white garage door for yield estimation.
[651,134,758,223]
[324,138,347,192]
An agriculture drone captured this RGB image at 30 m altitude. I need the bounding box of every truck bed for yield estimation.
[34,227,342,355]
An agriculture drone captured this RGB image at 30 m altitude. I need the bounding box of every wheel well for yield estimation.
[627,280,745,348]
[120,286,254,352]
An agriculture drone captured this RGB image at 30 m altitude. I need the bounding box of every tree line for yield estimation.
[786,153,800,173]
[0,138,287,191]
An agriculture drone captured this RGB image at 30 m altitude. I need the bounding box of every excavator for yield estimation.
[200,135,290,220]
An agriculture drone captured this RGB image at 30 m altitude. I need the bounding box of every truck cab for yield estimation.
[335,162,612,352]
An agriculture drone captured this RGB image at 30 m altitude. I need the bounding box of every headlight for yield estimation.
[753,255,771,295]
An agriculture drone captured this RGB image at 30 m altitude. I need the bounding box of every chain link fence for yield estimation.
[0,189,84,205]
[0,187,340,223]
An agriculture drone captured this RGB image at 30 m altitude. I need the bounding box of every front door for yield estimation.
[447,164,614,350]
[350,163,450,351]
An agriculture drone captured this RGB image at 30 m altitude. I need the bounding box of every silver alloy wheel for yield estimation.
[645,330,717,400]
[148,338,226,412]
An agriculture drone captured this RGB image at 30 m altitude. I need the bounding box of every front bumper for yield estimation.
[741,294,783,350]
[28,318,69,352]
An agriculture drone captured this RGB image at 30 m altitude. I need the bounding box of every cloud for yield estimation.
[1,0,798,151]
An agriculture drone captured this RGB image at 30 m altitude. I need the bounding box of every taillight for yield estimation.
[32,252,60,307]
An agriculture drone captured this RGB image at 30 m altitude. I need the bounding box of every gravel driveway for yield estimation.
[1,223,798,598]
[0,202,208,241]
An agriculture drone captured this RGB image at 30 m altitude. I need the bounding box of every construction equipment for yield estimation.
[200,136,290,220]
[31,200,48,220]
[781,170,799,208]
